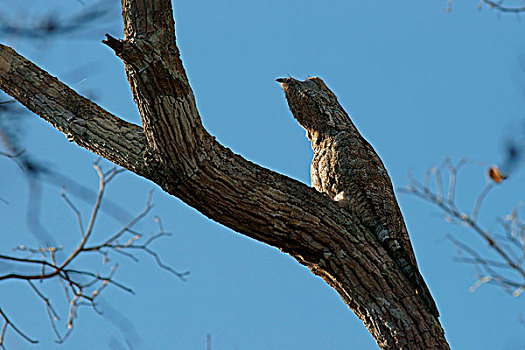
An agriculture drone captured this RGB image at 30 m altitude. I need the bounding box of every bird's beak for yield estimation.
[275,78,287,83]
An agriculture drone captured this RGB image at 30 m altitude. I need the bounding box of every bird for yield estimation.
[276,76,439,317]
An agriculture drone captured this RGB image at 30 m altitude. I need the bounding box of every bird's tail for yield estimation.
[396,252,440,317]
[379,229,440,318]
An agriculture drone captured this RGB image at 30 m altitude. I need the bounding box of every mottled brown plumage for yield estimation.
[277,76,439,317]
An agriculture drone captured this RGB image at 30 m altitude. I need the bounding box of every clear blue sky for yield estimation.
[0,0,524,349]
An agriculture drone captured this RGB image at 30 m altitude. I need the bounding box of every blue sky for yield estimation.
[0,0,524,349]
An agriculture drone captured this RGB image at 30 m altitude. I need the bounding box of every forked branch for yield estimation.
[0,163,186,346]
[0,0,450,348]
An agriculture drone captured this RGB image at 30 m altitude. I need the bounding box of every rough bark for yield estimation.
[0,0,450,348]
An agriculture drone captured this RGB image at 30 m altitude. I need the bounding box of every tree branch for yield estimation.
[0,0,450,348]
[402,159,525,297]
[0,44,151,176]
[480,0,525,13]
[0,164,183,346]
[0,307,38,347]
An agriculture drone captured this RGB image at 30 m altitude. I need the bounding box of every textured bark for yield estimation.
[0,0,450,348]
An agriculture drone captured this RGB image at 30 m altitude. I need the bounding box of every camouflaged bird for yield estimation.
[276,76,439,318]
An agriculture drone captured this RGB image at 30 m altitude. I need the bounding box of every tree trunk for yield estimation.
[0,0,450,348]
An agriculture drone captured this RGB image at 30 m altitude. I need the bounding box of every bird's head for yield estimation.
[276,77,354,138]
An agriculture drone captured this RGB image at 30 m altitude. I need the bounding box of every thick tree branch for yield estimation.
[0,44,150,176]
[0,0,450,348]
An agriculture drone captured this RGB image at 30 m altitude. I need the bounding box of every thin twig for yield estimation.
[0,163,183,346]
[0,308,38,345]
[61,187,85,237]
[60,163,108,269]
[472,183,494,222]
[402,158,525,296]
[480,0,525,13]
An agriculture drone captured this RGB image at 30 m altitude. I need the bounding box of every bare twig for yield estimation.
[480,0,525,13]
[59,163,111,269]
[0,307,38,347]
[446,0,525,13]
[401,158,525,297]
[84,212,190,281]
[61,188,85,237]
[0,163,185,346]
[472,183,494,222]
